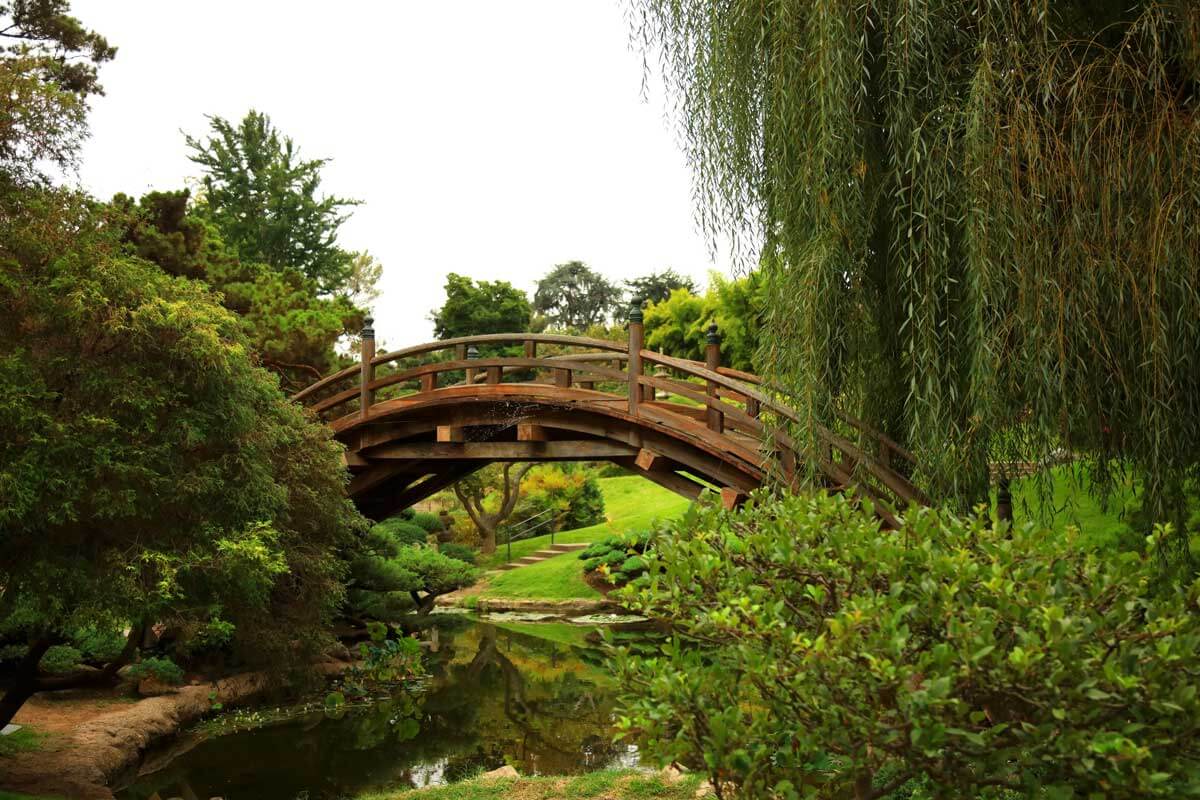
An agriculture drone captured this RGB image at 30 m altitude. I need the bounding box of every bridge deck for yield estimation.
[293,323,926,523]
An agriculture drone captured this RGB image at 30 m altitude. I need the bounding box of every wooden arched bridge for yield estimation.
[292,307,928,523]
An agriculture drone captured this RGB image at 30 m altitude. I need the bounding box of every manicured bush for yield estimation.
[409,511,445,534]
[438,542,477,565]
[40,645,83,674]
[612,492,1200,799]
[124,657,184,685]
[373,517,429,547]
[580,531,653,585]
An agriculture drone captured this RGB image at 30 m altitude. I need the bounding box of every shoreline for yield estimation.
[0,663,348,800]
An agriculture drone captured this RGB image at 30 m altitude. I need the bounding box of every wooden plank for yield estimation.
[635,448,661,472]
[486,365,501,384]
[554,368,572,388]
[616,460,707,501]
[420,372,436,393]
[437,425,465,443]
[721,487,747,510]
[517,423,550,441]
[367,441,639,461]
[341,451,370,469]
[348,462,429,497]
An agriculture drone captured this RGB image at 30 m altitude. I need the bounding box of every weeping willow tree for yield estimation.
[631,0,1200,552]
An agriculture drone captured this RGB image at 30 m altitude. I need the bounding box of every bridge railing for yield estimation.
[291,303,927,511]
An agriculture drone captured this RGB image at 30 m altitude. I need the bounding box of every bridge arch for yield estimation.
[292,313,927,523]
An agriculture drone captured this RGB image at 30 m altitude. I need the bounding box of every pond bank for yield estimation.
[0,664,347,800]
[359,766,709,800]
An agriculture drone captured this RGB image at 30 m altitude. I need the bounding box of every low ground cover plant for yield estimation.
[612,492,1200,799]
[580,531,652,586]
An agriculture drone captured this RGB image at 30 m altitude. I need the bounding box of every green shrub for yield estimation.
[39,645,82,674]
[373,517,429,546]
[612,492,1200,799]
[439,542,476,565]
[512,465,606,533]
[580,531,654,585]
[125,656,185,685]
[409,511,445,534]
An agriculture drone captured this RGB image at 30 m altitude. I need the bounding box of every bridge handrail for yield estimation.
[293,333,628,403]
[291,322,927,511]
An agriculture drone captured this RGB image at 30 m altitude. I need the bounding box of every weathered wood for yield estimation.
[615,458,708,501]
[517,423,549,441]
[705,324,724,433]
[437,425,465,443]
[368,441,639,461]
[628,310,644,417]
[293,330,930,522]
[359,318,376,418]
[635,447,661,472]
[721,487,747,510]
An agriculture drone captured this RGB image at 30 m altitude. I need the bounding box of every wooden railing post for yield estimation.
[466,344,479,385]
[705,323,724,433]
[627,299,644,417]
[359,315,375,417]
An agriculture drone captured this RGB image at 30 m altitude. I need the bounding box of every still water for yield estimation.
[114,616,644,800]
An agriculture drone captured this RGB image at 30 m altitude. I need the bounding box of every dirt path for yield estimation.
[0,666,346,800]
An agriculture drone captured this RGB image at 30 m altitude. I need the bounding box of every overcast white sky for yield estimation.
[69,1,730,347]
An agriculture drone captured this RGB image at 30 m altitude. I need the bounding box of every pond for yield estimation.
[113,616,650,800]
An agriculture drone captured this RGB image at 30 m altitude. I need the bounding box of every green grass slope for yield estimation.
[477,476,690,601]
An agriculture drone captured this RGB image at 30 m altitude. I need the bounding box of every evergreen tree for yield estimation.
[186,110,359,294]
[533,261,623,330]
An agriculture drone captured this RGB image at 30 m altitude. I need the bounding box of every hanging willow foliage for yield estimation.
[630,0,1200,550]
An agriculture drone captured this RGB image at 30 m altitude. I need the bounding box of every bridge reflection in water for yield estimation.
[115,619,642,799]
[293,304,927,524]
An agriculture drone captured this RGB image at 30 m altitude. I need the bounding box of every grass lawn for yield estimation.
[359,769,701,800]
[476,476,691,601]
[480,476,691,569]
[998,464,1140,550]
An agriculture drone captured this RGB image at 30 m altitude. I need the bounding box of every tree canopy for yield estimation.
[631,0,1200,552]
[0,1,115,183]
[431,272,531,340]
[624,268,696,306]
[0,188,362,727]
[186,110,359,294]
[533,261,623,330]
[114,189,364,391]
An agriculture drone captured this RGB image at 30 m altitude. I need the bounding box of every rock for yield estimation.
[661,765,688,783]
[481,765,519,780]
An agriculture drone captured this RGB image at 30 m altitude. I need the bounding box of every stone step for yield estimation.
[493,542,591,572]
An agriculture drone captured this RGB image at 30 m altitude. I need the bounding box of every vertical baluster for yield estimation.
[705,323,723,433]
[627,299,644,417]
[359,315,375,418]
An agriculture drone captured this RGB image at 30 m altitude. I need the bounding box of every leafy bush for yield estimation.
[125,656,185,685]
[512,465,606,532]
[580,531,653,586]
[409,511,445,534]
[347,528,479,619]
[439,542,477,565]
[40,645,83,674]
[373,517,429,546]
[612,492,1200,799]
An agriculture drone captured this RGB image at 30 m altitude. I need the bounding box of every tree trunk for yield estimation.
[479,523,497,555]
[0,637,54,730]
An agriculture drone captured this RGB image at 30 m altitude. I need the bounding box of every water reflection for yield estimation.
[114,618,640,800]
